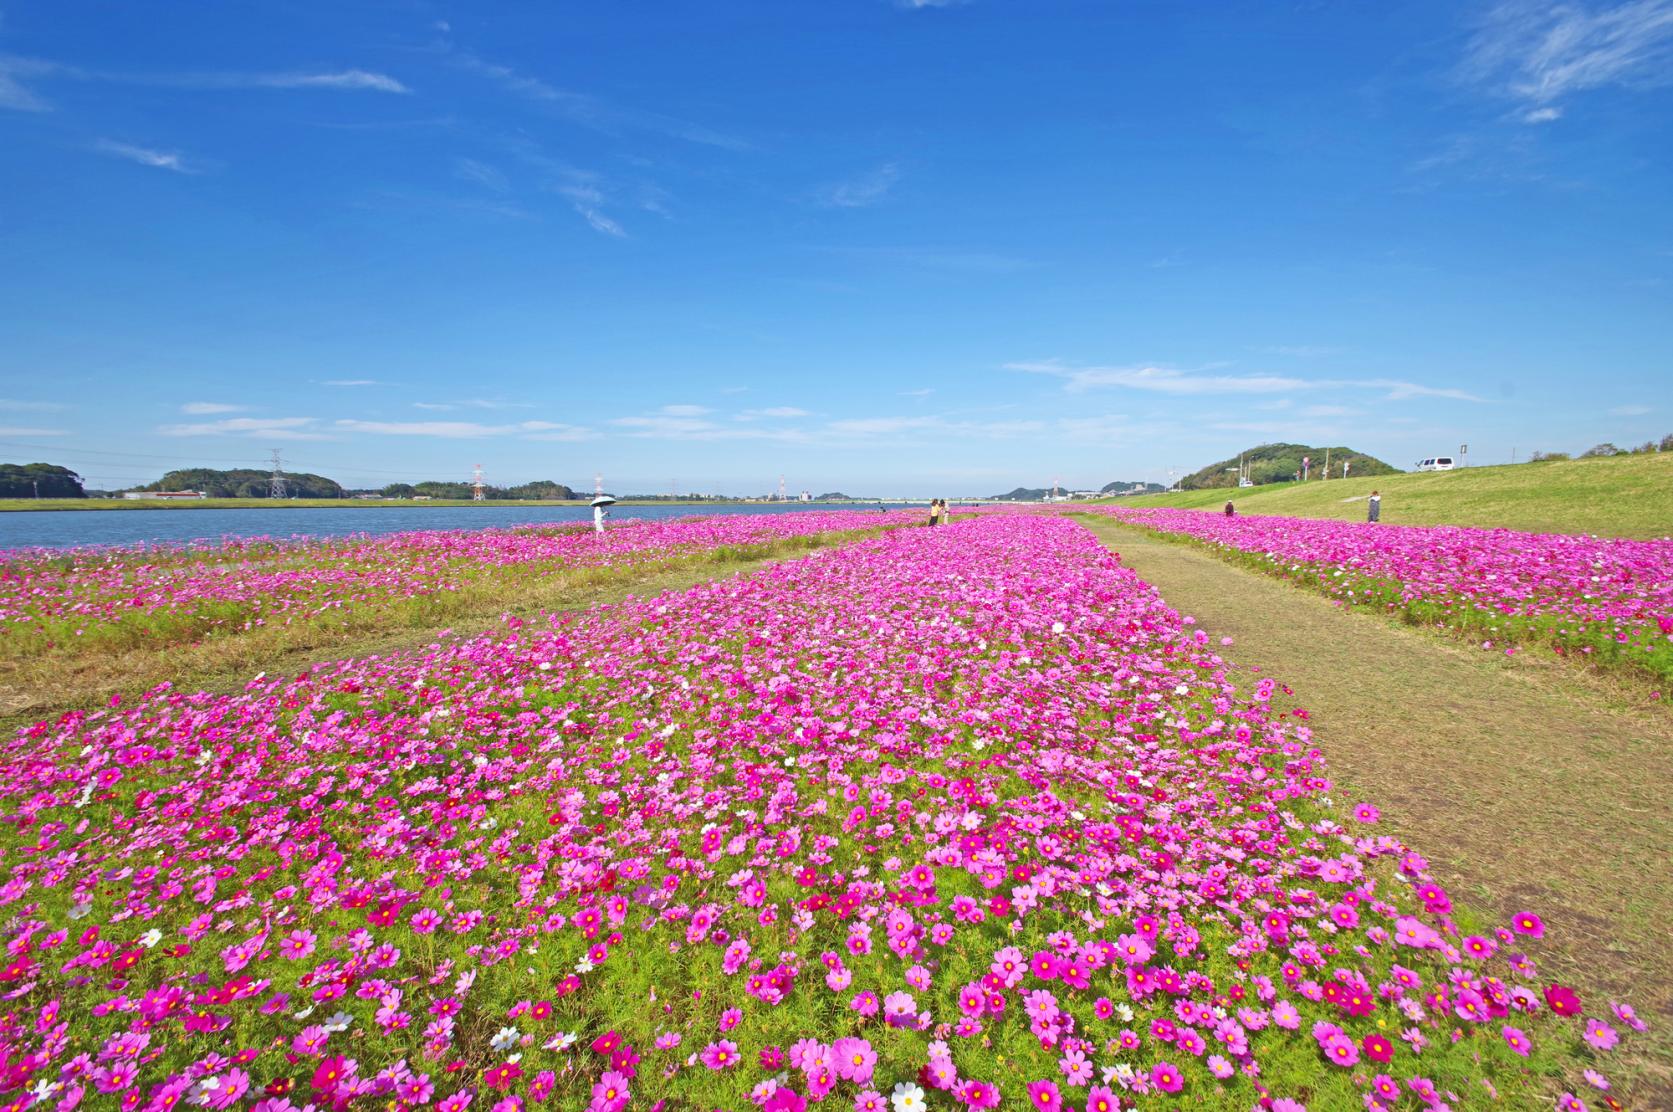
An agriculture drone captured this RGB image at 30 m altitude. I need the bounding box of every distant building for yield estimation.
[123,490,207,500]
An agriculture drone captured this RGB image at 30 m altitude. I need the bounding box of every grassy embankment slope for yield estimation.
[1111,451,1673,538]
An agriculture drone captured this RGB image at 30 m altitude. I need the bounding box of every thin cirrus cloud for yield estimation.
[821,163,900,208]
[450,50,746,151]
[1008,360,1487,402]
[0,57,410,111]
[335,419,594,440]
[179,402,245,415]
[1462,0,1673,112]
[94,140,195,173]
[0,425,67,437]
[156,417,329,440]
[1007,360,1309,395]
[0,398,67,412]
[737,407,810,420]
[320,379,382,387]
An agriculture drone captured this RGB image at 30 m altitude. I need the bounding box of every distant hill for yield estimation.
[146,468,344,499]
[815,492,852,500]
[1101,480,1167,495]
[992,487,1056,501]
[0,462,85,498]
[1180,443,1399,490]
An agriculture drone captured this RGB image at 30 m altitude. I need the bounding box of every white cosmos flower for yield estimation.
[890,1082,927,1112]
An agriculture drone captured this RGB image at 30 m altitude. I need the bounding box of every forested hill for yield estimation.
[1180,444,1400,490]
[146,468,344,498]
[0,463,85,498]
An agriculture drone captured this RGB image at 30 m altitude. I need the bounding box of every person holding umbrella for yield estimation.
[592,494,616,533]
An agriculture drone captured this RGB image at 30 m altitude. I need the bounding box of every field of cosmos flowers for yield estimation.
[0,512,1651,1111]
[1100,508,1673,687]
[0,511,917,664]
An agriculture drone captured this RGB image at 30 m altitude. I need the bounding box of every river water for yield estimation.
[0,502,919,550]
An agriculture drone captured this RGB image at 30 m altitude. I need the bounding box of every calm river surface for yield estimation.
[0,502,918,551]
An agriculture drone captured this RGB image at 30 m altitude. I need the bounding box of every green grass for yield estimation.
[1106,452,1673,538]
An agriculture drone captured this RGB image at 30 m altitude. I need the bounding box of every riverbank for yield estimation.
[0,496,916,512]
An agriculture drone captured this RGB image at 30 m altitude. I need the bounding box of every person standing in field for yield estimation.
[927,499,941,526]
[1224,501,1235,517]
[1367,490,1381,523]
[593,503,609,533]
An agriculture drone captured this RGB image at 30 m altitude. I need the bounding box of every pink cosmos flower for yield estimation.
[700,1040,739,1070]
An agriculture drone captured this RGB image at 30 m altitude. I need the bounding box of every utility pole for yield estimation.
[268,450,288,500]
[1324,447,1331,480]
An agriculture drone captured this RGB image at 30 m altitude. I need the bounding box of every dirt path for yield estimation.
[1081,518,1673,1104]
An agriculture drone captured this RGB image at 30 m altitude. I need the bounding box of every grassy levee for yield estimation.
[0,525,900,729]
[1107,452,1673,538]
[1081,516,1673,1105]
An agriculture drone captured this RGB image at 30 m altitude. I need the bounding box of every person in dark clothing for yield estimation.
[1367,490,1381,523]
[1224,501,1235,517]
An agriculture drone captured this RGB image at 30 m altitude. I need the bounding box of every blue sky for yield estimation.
[1,1,1670,496]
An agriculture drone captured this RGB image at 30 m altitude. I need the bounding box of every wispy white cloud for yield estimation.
[0,56,409,106]
[453,51,745,150]
[411,398,531,412]
[1009,360,1487,403]
[321,379,382,387]
[0,398,66,412]
[335,418,589,438]
[0,54,53,111]
[898,388,935,397]
[0,425,66,436]
[1008,360,1308,395]
[454,157,508,192]
[821,163,900,208]
[180,402,244,415]
[1363,378,1485,402]
[1523,105,1564,122]
[242,70,408,93]
[738,407,810,420]
[1464,0,1673,112]
[94,139,195,173]
[1609,403,1652,415]
[659,404,713,417]
[157,416,328,440]
[554,177,628,237]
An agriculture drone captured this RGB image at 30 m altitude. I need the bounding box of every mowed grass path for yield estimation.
[1081,517,1673,1104]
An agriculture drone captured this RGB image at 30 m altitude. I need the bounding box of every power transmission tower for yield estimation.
[778,475,786,502]
[268,450,288,499]
[472,463,486,502]
[594,473,604,497]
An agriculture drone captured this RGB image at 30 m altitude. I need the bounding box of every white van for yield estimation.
[1414,457,1455,471]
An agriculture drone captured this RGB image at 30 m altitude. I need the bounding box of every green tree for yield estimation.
[0,463,85,498]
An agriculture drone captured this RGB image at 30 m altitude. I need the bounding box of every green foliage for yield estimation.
[0,462,84,498]
[144,468,344,498]
[1179,443,1400,490]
